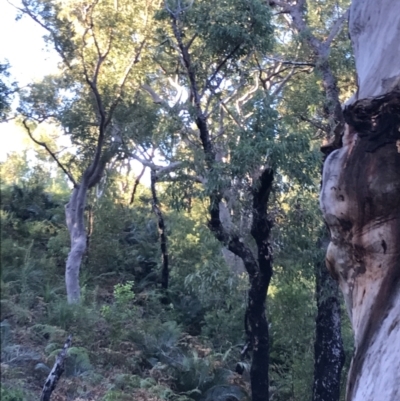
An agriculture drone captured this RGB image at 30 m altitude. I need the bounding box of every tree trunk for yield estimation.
[320,1,400,400]
[312,237,345,401]
[150,170,169,291]
[65,185,89,303]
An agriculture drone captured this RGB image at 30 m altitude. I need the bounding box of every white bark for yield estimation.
[321,1,400,399]
[65,185,88,304]
[349,0,400,100]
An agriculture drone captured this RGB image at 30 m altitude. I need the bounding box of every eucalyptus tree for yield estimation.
[267,1,356,399]
[272,0,400,400]
[18,0,159,303]
[133,1,323,399]
[320,1,400,399]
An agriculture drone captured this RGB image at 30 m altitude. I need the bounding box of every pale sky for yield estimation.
[0,1,151,185]
[0,0,60,161]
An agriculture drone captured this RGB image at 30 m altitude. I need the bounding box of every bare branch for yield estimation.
[187,33,198,50]
[265,56,315,67]
[141,84,164,104]
[105,40,146,127]
[270,0,345,142]
[129,153,182,178]
[270,66,295,98]
[323,8,350,49]
[23,120,77,186]
[299,115,330,133]
[203,42,243,96]
[130,164,146,204]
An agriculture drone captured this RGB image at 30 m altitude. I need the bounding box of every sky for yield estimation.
[0,1,151,184]
[0,0,60,161]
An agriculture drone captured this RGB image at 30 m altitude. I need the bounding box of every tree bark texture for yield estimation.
[65,155,108,303]
[312,244,345,401]
[320,1,400,400]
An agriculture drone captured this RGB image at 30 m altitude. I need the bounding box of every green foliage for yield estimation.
[0,386,26,401]
[113,281,135,304]
[2,0,358,399]
[0,61,17,121]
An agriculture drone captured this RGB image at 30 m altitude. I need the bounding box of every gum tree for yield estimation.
[135,1,323,399]
[18,0,158,303]
[320,1,400,399]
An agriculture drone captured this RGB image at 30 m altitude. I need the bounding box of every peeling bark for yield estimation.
[321,106,400,401]
[320,2,400,399]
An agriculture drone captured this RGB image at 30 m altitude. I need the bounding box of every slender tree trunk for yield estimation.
[227,232,272,401]
[320,1,400,400]
[266,5,348,397]
[150,170,169,290]
[167,10,274,399]
[248,168,274,401]
[312,237,345,401]
[65,184,90,303]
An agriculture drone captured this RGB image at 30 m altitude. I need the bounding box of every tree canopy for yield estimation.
[0,0,361,400]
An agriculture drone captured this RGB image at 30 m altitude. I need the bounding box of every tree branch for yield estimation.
[270,0,345,143]
[23,120,77,186]
[16,0,72,69]
[129,165,146,204]
[323,8,350,50]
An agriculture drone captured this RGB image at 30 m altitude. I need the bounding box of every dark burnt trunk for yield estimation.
[226,169,274,401]
[248,168,274,401]
[247,263,272,401]
[312,237,345,401]
[150,170,169,291]
[168,10,274,399]
[228,233,272,401]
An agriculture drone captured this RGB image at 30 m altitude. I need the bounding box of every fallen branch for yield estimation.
[41,335,72,401]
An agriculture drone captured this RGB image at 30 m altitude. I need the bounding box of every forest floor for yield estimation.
[1,283,249,401]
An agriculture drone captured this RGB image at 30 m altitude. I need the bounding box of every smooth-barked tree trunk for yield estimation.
[320,1,400,399]
[65,186,88,303]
